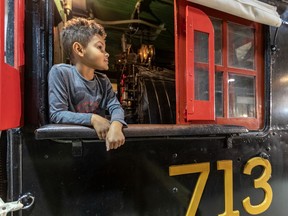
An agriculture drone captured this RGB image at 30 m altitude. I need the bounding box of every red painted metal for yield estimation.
[175,1,215,124]
[174,0,186,124]
[0,0,24,130]
[175,2,264,129]
[185,6,215,121]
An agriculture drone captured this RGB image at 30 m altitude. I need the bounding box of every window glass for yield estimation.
[195,68,209,101]
[215,72,223,117]
[194,31,208,63]
[211,18,222,65]
[194,31,209,101]
[4,0,15,66]
[228,74,255,117]
[228,22,254,70]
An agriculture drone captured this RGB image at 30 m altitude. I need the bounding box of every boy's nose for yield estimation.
[105,52,109,57]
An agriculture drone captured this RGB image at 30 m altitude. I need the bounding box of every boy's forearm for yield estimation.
[50,110,92,125]
[106,121,125,151]
[108,104,127,126]
[110,121,123,130]
[91,114,110,126]
[90,114,98,125]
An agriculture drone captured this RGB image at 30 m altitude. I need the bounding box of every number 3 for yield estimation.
[243,157,273,215]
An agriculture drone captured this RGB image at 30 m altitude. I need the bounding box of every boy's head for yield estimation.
[61,17,106,61]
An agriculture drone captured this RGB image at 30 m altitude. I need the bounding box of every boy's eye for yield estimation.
[96,45,105,52]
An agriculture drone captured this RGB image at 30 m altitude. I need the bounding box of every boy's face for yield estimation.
[81,35,109,71]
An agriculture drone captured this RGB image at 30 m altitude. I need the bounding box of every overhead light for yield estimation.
[138,44,155,65]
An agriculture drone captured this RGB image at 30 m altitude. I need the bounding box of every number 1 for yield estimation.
[217,160,240,216]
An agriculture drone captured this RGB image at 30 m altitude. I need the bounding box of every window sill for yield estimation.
[35,124,248,140]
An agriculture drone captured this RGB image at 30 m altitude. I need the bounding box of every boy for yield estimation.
[48,17,126,151]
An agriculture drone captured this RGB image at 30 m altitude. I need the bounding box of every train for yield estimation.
[1,0,288,215]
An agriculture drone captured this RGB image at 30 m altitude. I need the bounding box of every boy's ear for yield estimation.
[72,42,84,57]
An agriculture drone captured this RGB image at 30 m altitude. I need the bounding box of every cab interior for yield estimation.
[32,0,249,142]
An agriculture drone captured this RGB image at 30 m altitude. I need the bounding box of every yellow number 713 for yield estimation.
[169,157,272,216]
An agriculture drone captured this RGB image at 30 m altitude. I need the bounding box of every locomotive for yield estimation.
[1,0,288,215]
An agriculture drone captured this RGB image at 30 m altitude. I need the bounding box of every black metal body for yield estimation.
[3,0,288,215]
[22,135,277,216]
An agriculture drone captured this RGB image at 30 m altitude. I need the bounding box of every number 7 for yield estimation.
[169,162,210,216]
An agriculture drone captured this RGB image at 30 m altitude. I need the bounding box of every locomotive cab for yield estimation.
[32,0,263,143]
[2,0,288,216]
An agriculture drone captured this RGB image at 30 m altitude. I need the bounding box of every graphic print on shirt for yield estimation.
[72,88,102,114]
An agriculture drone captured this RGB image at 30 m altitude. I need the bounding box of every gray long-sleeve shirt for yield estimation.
[48,64,126,126]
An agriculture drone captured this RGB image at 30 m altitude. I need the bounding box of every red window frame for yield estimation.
[185,6,215,121]
[0,0,25,130]
[175,1,264,130]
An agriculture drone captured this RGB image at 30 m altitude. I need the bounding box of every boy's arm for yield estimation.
[104,77,127,126]
[91,114,110,140]
[103,78,126,150]
[106,121,125,151]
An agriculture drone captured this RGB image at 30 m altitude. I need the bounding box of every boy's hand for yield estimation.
[106,121,125,151]
[91,114,110,140]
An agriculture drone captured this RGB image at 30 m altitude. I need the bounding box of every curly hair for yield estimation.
[61,17,106,59]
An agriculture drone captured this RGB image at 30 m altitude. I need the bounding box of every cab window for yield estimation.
[176,4,264,130]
